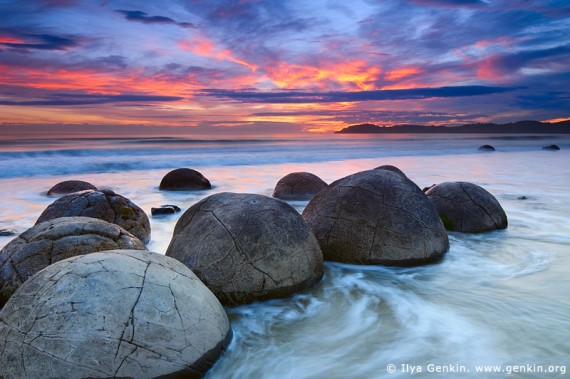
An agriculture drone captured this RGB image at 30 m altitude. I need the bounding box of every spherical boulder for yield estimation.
[374,165,407,178]
[47,180,97,196]
[272,172,327,200]
[478,144,496,151]
[425,181,508,232]
[302,169,449,266]
[159,168,211,191]
[36,189,151,244]
[166,192,323,305]
[0,250,231,379]
[0,217,147,307]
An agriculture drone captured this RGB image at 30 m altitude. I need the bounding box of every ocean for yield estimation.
[1,134,569,378]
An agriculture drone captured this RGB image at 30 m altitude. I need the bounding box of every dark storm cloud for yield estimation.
[200,86,520,104]
[0,93,184,106]
[115,10,195,28]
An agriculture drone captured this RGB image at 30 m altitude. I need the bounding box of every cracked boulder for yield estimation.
[47,180,97,196]
[0,217,147,308]
[159,168,211,191]
[0,250,231,379]
[166,192,324,305]
[36,189,151,244]
[272,172,327,200]
[425,181,508,232]
[302,169,449,266]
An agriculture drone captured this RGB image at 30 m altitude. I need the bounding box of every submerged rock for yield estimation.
[272,172,327,200]
[0,230,16,237]
[159,168,211,191]
[425,181,508,232]
[302,169,449,266]
[36,189,150,244]
[151,204,181,216]
[0,250,231,379]
[542,144,560,150]
[0,217,147,307]
[47,180,97,196]
[478,144,496,151]
[166,192,324,305]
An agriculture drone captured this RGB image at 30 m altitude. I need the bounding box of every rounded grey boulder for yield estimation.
[0,217,147,307]
[0,250,231,379]
[302,169,449,266]
[160,168,211,191]
[272,172,327,200]
[36,189,151,244]
[47,180,97,196]
[425,181,508,232]
[374,165,407,178]
[166,192,324,305]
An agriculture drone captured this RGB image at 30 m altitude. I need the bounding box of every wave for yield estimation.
[1,136,568,178]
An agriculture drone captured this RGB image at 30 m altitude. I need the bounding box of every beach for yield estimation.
[1,134,569,378]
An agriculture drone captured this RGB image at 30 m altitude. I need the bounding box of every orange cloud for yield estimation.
[475,56,504,81]
[0,64,193,97]
[0,36,23,44]
[475,36,512,48]
[385,67,422,81]
[266,60,381,90]
[179,36,258,72]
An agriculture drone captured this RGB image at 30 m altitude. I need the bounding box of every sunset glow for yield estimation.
[0,0,568,135]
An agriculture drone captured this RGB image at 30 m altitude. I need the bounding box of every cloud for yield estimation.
[200,86,520,104]
[250,109,486,125]
[0,30,79,50]
[115,10,195,28]
[475,44,570,80]
[514,91,570,110]
[410,0,488,7]
[0,93,184,106]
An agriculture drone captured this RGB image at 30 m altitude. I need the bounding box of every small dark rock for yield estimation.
[47,180,97,196]
[542,144,560,150]
[159,168,211,191]
[151,205,182,216]
[273,172,327,200]
[162,204,181,212]
[0,229,16,237]
[478,144,496,151]
[517,196,528,200]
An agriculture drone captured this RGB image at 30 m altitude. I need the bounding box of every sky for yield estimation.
[0,0,569,136]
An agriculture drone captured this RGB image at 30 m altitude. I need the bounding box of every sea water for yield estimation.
[0,134,569,378]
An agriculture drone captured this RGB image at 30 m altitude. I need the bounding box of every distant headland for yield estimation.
[335,120,570,134]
